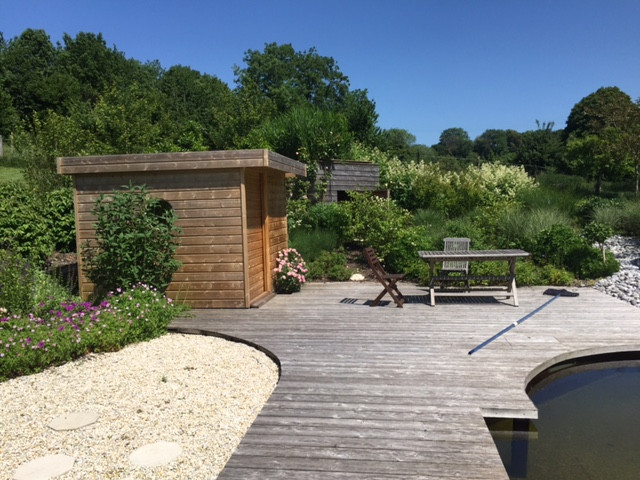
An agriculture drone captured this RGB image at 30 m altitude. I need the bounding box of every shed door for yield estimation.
[246,171,266,301]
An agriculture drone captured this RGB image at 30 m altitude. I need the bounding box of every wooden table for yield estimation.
[418,249,530,306]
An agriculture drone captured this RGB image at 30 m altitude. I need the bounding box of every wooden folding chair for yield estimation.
[363,247,405,307]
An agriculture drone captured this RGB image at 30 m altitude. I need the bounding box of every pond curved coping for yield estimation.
[169,326,282,380]
[525,344,640,392]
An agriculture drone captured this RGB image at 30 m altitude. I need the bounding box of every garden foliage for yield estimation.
[82,184,181,295]
[0,283,183,381]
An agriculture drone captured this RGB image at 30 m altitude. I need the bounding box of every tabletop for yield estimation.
[418,249,530,261]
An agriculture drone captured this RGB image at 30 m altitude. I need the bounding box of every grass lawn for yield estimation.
[0,166,23,183]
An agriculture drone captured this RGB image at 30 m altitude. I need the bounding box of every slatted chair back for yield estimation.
[442,237,470,273]
[363,247,405,307]
[364,247,386,282]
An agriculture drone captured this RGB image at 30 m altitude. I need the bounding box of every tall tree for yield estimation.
[234,43,350,113]
[0,29,66,119]
[565,87,640,193]
[515,122,564,175]
[159,65,234,149]
[434,127,473,159]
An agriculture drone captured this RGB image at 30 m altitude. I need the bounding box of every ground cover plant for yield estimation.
[0,282,183,381]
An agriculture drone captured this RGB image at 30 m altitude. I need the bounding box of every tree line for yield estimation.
[1,28,639,195]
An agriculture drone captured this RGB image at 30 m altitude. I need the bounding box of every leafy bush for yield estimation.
[384,225,434,276]
[342,192,412,264]
[290,229,340,262]
[0,250,36,314]
[531,224,619,279]
[307,250,352,281]
[81,184,182,296]
[44,187,76,252]
[273,248,308,293]
[0,181,56,265]
[531,225,584,267]
[515,261,575,286]
[565,246,619,279]
[460,163,537,211]
[290,202,351,242]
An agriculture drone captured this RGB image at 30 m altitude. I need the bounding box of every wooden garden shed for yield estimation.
[317,161,381,202]
[57,149,306,308]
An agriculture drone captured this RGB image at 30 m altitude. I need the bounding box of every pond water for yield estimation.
[488,353,640,480]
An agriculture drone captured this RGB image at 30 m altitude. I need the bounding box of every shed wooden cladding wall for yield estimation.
[318,162,380,203]
[59,149,305,309]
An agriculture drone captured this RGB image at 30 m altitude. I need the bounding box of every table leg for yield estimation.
[509,257,519,306]
[430,259,436,306]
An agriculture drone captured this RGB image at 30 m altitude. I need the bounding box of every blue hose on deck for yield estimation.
[468,289,578,355]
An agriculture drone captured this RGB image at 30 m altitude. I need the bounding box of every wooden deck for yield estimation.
[169,282,640,479]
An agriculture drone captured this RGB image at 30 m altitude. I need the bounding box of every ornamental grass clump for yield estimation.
[0,283,185,381]
[273,248,308,294]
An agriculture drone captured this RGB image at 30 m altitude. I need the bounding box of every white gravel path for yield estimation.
[1,333,279,479]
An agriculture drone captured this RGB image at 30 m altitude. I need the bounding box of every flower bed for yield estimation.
[0,283,184,381]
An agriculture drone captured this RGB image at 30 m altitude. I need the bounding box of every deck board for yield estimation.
[169,282,640,479]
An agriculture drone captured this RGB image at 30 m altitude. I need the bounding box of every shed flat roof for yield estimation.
[57,149,306,177]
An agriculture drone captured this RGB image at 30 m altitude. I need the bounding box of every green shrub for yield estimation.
[532,224,619,279]
[307,250,352,281]
[286,198,311,233]
[384,225,435,275]
[290,229,340,262]
[0,250,36,314]
[566,246,619,279]
[81,184,182,296]
[343,192,412,264]
[0,181,55,265]
[531,225,584,267]
[515,260,575,286]
[296,203,351,238]
[44,187,76,252]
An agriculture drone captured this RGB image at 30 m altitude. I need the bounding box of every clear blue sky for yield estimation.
[2,0,639,146]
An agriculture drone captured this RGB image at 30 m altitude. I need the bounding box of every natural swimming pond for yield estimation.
[487,353,640,480]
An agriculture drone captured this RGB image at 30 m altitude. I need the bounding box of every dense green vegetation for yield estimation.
[1,28,639,292]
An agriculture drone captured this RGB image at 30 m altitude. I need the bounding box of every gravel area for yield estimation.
[1,333,279,479]
[594,235,640,308]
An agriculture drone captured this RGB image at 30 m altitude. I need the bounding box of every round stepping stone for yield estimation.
[129,441,182,467]
[13,454,75,480]
[48,412,99,431]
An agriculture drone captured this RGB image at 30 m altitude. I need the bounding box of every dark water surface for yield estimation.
[488,357,640,480]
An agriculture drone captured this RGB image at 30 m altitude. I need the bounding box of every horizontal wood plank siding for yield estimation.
[74,170,246,308]
[319,162,380,203]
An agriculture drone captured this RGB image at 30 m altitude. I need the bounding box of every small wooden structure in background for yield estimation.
[318,161,381,202]
[57,150,306,308]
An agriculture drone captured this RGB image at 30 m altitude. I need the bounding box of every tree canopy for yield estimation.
[1,28,639,198]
